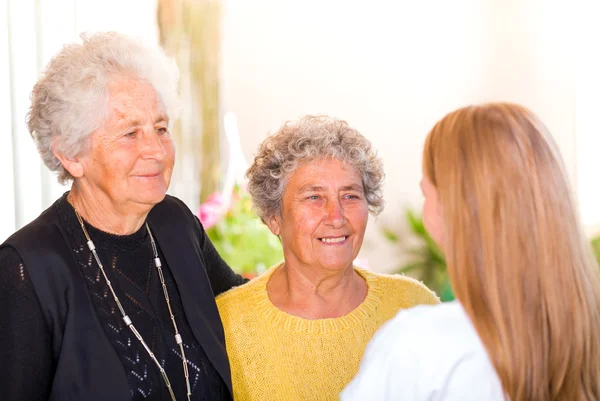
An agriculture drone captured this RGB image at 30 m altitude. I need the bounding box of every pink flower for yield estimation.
[198,192,229,229]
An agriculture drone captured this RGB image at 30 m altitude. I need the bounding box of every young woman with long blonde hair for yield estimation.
[342,103,600,401]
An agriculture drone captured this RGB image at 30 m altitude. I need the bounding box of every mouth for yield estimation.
[318,236,348,244]
[134,172,162,178]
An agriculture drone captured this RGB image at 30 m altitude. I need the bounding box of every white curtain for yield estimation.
[0,0,159,242]
[0,0,73,242]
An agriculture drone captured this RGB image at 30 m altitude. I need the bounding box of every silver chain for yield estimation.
[73,209,192,401]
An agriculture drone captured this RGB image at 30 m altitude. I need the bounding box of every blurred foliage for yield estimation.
[389,210,600,303]
[205,186,283,276]
[384,209,454,302]
[592,236,600,266]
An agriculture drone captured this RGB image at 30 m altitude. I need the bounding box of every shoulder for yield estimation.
[2,199,62,250]
[151,195,194,219]
[342,302,502,401]
[216,271,268,310]
[373,302,504,400]
[0,245,25,274]
[215,270,275,338]
[149,195,205,236]
[358,268,440,306]
[380,301,468,338]
[160,194,189,209]
[367,302,485,369]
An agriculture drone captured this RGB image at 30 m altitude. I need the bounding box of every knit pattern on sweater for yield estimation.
[216,264,440,401]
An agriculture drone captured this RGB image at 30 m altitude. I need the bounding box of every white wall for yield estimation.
[481,0,577,186]
[221,0,581,271]
[576,0,600,234]
[222,0,489,271]
[2,0,593,273]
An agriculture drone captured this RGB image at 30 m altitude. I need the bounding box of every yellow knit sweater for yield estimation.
[216,264,440,401]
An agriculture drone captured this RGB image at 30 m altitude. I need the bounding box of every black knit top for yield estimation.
[0,195,245,401]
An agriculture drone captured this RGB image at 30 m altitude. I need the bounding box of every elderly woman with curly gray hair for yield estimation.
[216,115,440,401]
[0,32,246,401]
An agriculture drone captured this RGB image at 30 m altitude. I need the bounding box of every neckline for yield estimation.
[58,192,148,251]
[251,263,384,334]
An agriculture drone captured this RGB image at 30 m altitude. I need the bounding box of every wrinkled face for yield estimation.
[268,159,369,273]
[75,77,175,213]
[420,175,445,249]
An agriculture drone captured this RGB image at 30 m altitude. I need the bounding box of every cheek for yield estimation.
[353,207,369,232]
[164,139,176,165]
[422,199,434,228]
[288,206,322,242]
[423,199,444,245]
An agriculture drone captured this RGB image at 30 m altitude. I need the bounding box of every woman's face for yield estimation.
[70,77,175,213]
[267,158,369,274]
[420,175,445,250]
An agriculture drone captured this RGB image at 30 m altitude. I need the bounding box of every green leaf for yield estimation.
[382,228,399,242]
[386,208,453,301]
[398,263,425,274]
[591,236,600,266]
[205,189,284,274]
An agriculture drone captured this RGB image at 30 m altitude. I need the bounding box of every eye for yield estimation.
[124,130,137,138]
[343,193,361,200]
[156,127,169,136]
[307,195,320,200]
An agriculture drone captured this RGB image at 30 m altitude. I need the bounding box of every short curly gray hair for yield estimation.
[27,31,180,184]
[246,115,385,222]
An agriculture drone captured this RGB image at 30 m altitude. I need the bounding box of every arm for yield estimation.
[195,216,248,296]
[0,246,54,400]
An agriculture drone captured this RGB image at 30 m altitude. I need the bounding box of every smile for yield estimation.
[134,173,161,178]
[319,236,348,244]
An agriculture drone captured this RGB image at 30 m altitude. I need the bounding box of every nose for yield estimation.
[141,129,167,161]
[324,199,346,228]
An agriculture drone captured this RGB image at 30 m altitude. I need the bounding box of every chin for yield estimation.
[134,188,168,206]
[135,179,170,202]
[319,261,355,272]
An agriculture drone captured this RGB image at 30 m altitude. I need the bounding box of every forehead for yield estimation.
[286,159,363,191]
[106,78,165,122]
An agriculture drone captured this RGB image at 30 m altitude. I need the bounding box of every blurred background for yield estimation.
[1,0,599,300]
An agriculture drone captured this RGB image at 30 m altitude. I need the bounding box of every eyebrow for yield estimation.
[340,184,364,192]
[155,113,169,124]
[118,113,169,129]
[298,185,325,193]
[297,184,364,193]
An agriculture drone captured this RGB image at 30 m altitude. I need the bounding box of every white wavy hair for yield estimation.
[27,31,181,184]
[246,115,385,222]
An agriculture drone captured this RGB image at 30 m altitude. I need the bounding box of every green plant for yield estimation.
[591,236,600,266]
[389,213,600,303]
[384,209,454,302]
[203,186,284,276]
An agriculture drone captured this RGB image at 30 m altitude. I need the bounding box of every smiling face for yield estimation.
[267,158,369,273]
[70,77,175,215]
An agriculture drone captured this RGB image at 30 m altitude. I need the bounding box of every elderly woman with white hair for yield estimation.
[0,32,245,401]
[216,115,440,401]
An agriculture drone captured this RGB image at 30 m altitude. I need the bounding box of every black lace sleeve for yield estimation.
[0,246,53,401]
[195,217,248,296]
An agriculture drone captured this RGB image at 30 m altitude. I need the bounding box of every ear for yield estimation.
[52,141,85,179]
[266,214,282,237]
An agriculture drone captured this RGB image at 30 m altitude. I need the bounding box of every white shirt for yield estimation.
[340,301,505,401]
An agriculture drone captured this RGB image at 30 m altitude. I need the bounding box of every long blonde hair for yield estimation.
[423,103,600,401]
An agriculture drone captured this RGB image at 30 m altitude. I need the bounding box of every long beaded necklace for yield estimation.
[73,208,192,401]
